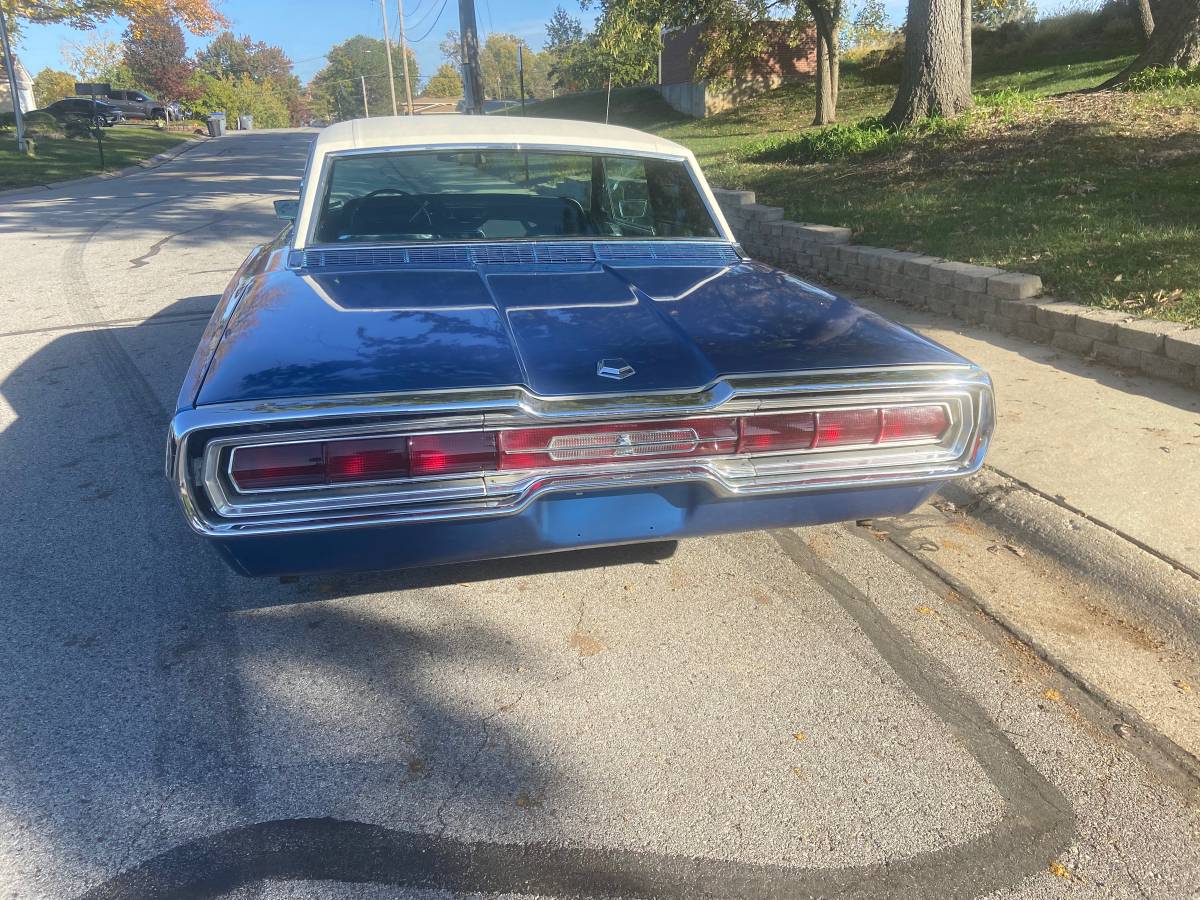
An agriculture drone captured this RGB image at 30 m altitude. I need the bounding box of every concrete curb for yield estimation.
[712,188,1200,392]
[944,468,1200,659]
[0,134,207,201]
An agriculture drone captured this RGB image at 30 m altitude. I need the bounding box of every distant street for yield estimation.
[0,131,1197,899]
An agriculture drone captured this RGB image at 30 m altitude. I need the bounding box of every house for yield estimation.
[657,22,818,118]
[0,52,36,116]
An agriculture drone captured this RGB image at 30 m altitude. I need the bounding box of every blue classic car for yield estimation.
[166,116,994,577]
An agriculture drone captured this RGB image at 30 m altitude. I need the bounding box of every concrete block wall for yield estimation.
[712,188,1200,390]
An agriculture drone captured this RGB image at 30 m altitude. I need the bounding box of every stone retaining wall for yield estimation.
[712,188,1200,390]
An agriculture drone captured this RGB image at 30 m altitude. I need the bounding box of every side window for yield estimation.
[109,91,125,101]
[603,157,654,234]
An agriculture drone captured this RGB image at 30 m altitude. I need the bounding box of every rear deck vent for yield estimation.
[298,241,737,270]
[596,242,739,263]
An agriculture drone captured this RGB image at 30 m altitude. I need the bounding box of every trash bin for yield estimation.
[237,114,253,131]
[206,113,226,137]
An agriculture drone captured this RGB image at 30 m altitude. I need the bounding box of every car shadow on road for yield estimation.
[0,298,611,897]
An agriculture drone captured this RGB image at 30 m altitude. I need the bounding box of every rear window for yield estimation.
[312,150,721,244]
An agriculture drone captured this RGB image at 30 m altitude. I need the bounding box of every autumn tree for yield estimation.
[422,63,462,97]
[60,34,138,85]
[32,67,75,106]
[122,10,191,98]
[1100,0,1200,85]
[883,0,972,128]
[8,0,223,35]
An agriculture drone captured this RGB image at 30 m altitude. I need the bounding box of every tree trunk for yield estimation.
[1132,0,1156,42]
[1102,0,1200,86]
[808,3,839,125]
[884,0,974,128]
[961,0,973,83]
[814,31,834,125]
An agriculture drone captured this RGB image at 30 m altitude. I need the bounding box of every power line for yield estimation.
[408,0,450,44]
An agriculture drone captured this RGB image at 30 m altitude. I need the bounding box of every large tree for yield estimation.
[195,31,303,123]
[60,34,138,85]
[883,0,972,128]
[122,10,191,99]
[310,35,419,121]
[32,67,75,106]
[1101,0,1199,86]
[422,62,462,97]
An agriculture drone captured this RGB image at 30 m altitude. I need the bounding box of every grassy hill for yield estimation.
[528,45,1200,326]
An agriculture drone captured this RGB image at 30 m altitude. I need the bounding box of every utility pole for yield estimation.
[518,43,526,114]
[361,75,370,117]
[0,4,26,153]
[397,0,415,115]
[380,0,399,116]
[458,0,484,115]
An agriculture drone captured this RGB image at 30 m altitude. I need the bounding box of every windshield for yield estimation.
[312,150,722,244]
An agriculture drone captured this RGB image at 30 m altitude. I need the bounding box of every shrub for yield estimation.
[1123,66,1200,92]
[972,0,1138,70]
[744,115,968,165]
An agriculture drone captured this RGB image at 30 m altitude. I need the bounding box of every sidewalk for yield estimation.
[850,291,1200,577]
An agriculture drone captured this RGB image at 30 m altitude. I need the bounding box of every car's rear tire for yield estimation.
[151,108,166,120]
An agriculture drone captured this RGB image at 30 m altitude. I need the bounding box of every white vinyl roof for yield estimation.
[312,115,693,158]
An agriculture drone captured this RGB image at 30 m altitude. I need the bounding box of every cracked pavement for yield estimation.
[0,131,1197,899]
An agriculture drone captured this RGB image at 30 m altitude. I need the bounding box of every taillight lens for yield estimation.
[409,432,497,477]
[230,443,325,490]
[881,405,949,442]
[226,405,950,492]
[738,413,816,452]
[326,437,408,483]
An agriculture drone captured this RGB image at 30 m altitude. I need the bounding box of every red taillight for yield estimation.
[230,443,325,490]
[881,405,949,443]
[409,432,497,477]
[326,437,408,483]
[227,405,950,492]
[498,418,738,470]
[737,413,816,453]
[814,408,882,448]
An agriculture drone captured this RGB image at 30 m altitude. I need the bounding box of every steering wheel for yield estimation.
[362,187,411,199]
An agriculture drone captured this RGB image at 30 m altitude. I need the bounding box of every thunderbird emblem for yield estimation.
[597,358,635,380]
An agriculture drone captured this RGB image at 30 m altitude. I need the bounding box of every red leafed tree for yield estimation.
[123,11,193,99]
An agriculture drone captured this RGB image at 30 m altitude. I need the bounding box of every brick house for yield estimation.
[657,22,819,117]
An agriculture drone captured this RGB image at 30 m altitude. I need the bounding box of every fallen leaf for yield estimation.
[568,631,605,658]
[793,731,807,742]
[1174,679,1191,693]
[1042,688,1061,702]
[1048,861,1075,881]
[915,605,935,615]
[1005,543,1027,558]
[515,791,542,809]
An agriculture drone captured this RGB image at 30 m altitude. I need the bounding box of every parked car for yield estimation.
[166,117,995,577]
[102,89,167,120]
[39,98,124,127]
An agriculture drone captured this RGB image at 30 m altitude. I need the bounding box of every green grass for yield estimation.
[0,127,193,190]
[530,50,1200,325]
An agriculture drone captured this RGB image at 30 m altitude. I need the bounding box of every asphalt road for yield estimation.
[0,130,1197,900]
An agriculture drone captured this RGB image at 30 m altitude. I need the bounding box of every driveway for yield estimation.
[0,130,1196,899]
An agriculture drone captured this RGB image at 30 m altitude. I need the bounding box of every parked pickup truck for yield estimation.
[102,89,168,120]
